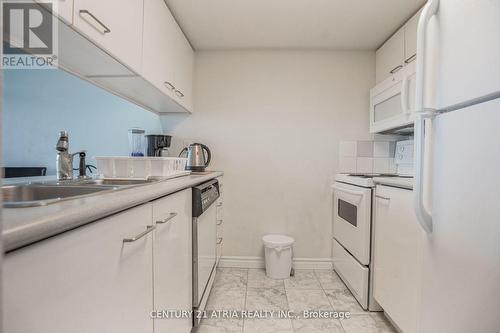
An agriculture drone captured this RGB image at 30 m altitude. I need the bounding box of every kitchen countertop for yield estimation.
[2,171,223,252]
[373,176,413,190]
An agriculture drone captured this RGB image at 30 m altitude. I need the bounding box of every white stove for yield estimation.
[331,172,413,311]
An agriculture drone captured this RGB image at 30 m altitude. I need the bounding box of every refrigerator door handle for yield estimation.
[414,112,434,234]
[414,0,439,234]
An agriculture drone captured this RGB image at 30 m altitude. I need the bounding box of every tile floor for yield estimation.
[197,268,396,333]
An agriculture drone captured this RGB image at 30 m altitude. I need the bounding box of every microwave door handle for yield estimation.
[414,0,439,235]
[401,74,410,115]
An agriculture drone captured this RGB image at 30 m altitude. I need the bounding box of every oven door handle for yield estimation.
[332,185,367,205]
[332,185,365,197]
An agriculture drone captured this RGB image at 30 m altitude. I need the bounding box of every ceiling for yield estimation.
[165,0,426,51]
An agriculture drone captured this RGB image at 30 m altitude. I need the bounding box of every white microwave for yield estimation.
[370,62,416,134]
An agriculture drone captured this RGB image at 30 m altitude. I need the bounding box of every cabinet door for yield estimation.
[142,0,193,112]
[373,185,423,333]
[404,8,423,65]
[36,0,73,24]
[56,0,73,23]
[3,204,154,333]
[73,0,143,72]
[169,25,194,112]
[375,29,405,84]
[152,189,192,333]
[142,0,176,100]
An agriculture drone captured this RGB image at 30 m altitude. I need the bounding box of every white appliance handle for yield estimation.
[332,185,364,197]
[401,74,409,115]
[414,0,439,234]
[332,185,365,205]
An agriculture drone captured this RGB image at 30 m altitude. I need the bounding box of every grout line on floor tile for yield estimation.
[315,269,348,333]
[241,269,249,333]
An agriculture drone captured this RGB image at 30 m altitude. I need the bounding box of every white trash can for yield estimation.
[263,234,295,279]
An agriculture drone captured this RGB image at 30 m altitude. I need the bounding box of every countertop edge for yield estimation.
[373,176,413,190]
[3,172,223,252]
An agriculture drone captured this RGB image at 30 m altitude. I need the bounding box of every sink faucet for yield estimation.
[56,131,89,180]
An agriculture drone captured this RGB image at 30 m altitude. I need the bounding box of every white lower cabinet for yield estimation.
[3,204,155,333]
[152,189,192,333]
[4,188,196,333]
[373,185,423,333]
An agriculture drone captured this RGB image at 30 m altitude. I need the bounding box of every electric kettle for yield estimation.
[179,143,211,172]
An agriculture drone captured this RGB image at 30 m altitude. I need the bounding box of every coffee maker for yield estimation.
[146,135,172,157]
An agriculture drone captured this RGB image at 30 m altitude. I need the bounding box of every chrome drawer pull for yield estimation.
[389,65,403,74]
[217,220,223,225]
[156,212,177,224]
[405,54,417,64]
[79,10,111,34]
[375,195,391,201]
[216,202,223,207]
[123,225,155,243]
[217,237,223,245]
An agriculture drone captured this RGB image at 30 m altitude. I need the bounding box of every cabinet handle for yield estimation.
[405,54,417,64]
[123,225,155,243]
[174,90,184,98]
[216,202,223,207]
[156,212,177,224]
[375,195,391,201]
[164,81,175,91]
[79,10,111,34]
[389,65,403,74]
[217,237,223,244]
[217,220,223,225]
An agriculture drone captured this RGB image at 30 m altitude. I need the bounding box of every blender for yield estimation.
[128,128,145,156]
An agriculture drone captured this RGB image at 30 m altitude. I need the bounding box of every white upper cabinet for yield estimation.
[36,0,73,24]
[375,8,423,84]
[404,8,423,65]
[73,0,144,73]
[143,0,194,112]
[376,29,405,84]
[54,0,73,24]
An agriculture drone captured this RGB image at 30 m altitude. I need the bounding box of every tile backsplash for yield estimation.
[339,140,396,174]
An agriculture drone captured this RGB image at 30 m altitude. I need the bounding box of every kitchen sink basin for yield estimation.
[2,184,116,208]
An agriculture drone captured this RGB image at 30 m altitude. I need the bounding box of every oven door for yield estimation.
[333,182,372,265]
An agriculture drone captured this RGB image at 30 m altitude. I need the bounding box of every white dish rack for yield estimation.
[95,156,189,179]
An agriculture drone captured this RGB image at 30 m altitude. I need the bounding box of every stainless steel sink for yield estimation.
[2,184,116,208]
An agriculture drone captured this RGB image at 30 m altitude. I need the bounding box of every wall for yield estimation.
[162,50,375,261]
[3,69,163,175]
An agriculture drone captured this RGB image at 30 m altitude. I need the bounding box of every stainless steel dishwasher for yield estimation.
[192,179,220,326]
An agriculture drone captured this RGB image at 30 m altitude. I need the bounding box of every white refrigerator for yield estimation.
[413,0,500,332]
